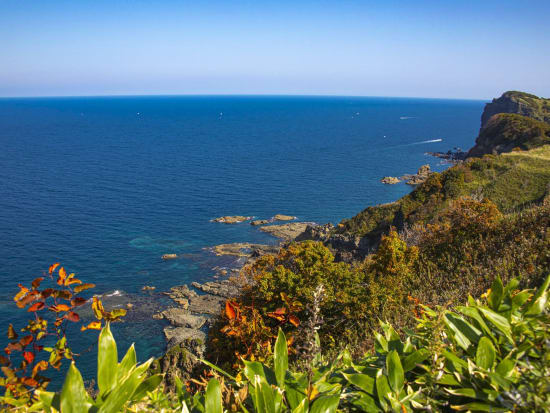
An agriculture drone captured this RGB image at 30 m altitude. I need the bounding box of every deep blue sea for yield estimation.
[0,95,484,386]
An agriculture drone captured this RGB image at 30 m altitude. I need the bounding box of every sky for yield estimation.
[1,0,549,99]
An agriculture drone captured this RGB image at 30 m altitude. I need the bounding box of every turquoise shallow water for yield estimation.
[0,95,484,385]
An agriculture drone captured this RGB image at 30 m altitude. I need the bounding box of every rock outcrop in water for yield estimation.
[212,216,252,224]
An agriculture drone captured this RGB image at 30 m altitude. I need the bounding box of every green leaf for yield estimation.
[342,373,375,394]
[199,358,237,381]
[204,378,222,413]
[351,393,379,413]
[488,277,503,310]
[310,394,340,413]
[117,343,137,381]
[451,401,508,411]
[375,369,391,410]
[285,373,309,411]
[444,313,482,350]
[495,358,515,378]
[274,328,288,387]
[386,350,404,393]
[476,337,496,370]
[97,366,146,413]
[98,323,118,397]
[402,348,430,372]
[132,374,163,402]
[478,308,513,342]
[60,362,91,413]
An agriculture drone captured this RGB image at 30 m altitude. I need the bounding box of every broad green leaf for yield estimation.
[525,294,547,316]
[444,313,482,350]
[375,369,391,410]
[403,348,430,372]
[60,362,91,413]
[386,350,404,393]
[291,397,309,413]
[476,337,496,370]
[98,323,118,397]
[274,328,288,387]
[117,343,136,381]
[351,393,379,413]
[478,308,513,342]
[488,277,503,310]
[457,306,496,342]
[204,378,222,413]
[342,373,375,394]
[285,373,309,411]
[97,368,144,413]
[532,274,550,302]
[374,332,388,353]
[132,374,163,402]
[495,358,516,377]
[310,394,340,413]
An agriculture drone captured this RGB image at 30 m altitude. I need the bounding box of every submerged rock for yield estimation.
[273,214,296,221]
[212,216,251,224]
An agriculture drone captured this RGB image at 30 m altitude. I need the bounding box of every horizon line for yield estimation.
[0,92,490,101]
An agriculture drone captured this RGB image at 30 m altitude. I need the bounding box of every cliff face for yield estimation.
[480,91,550,128]
[466,113,550,158]
[467,91,550,158]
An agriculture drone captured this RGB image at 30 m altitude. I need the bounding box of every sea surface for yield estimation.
[0,95,484,385]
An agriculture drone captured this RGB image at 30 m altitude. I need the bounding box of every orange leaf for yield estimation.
[14,285,29,302]
[74,283,95,294]
[5,342,23,354]
[66,312,80,322]
[22,377,39,387]
[49,304,70,312]
[56,267,67,285]
[71,297,87,307]
[225,301,236,320]
[266,312,286,321]
[7,324,18,340]
[16,291,39,309]
[23,351,34,364]
[0,356,9,365]
[65,275,82,286]
[31,360,48,378]
[274,307,287,315]
[92,297,104,319]
[28,302,45,312]
[81,321,101,331]
[49,263,60,275]
[32,277,44,289]
[288,315,300,327]
[41,288,54,299]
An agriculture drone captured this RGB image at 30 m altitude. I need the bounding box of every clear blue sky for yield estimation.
[1,0,549,99]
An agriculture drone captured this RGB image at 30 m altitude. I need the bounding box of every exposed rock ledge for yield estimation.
[259,222,311,240]
[212,215,252,224]
[381,165,432,186]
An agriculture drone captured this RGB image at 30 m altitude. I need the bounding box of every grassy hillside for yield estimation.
[337,144,550,238]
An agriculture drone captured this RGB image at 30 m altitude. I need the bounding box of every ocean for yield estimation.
[0,95,484,385]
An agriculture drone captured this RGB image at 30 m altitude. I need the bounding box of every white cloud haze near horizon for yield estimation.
[1,0,549,99]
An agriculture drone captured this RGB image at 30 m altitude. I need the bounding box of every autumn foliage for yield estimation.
[0,263,126,408]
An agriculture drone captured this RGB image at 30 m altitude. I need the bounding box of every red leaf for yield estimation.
[57,267,67,285]
[28,302,45,312]
[225,301,236,320]
[23,351,34,364]
[22,377,39,387]
[32,277,44,289]
[71,297,87,307]
[66,312,80,322]
[31,360,48,377]
[80,321,101,331]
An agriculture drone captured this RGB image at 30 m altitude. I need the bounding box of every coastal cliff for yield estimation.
[479,90,550,128]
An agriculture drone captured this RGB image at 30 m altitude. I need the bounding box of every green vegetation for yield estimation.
[14,275,549,412]
[339,144,550,238]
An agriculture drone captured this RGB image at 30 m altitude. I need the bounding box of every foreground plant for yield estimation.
[178,274,550,412]
[0,264,126,410]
